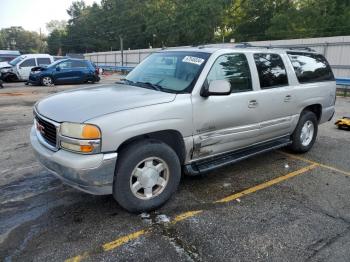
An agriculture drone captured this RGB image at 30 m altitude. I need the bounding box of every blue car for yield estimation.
[28,58,100,86]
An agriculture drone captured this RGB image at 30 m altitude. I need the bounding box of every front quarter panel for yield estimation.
[87,94,193,153]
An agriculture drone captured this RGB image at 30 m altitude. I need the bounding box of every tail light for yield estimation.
[95,67,99,75]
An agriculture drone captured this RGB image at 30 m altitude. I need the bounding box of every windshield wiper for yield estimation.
[135,81,163,91]
[118,79,174,93]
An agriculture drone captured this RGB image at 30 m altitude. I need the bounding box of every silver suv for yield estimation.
[30,46,336,212]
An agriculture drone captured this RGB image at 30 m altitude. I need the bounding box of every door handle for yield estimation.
[284,95,292,102]
[248,100,258,108]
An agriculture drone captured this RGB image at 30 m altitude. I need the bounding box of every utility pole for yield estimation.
[119,35,124,67]
[39,27,42,52]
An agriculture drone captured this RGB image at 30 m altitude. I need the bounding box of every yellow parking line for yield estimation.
[279,151,350,177]
[216,164,318,203]
[65,252,89,262]
[171,210,203,224]
[103,229,147,251]
[65,164,317,261]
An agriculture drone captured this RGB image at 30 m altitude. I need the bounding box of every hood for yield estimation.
[36,84,176,123]
[0,62,11,69]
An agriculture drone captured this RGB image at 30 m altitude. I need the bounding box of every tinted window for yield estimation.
[254,53,288,89]
[20,58,36,67]
[72,60,88,68]
[207,53,252,93]
[287,52,334,83]
[37,58,51,66]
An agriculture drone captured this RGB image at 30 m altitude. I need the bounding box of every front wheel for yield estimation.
[113,140,181,213]
[41,76,54,86]
[289,111,318,153]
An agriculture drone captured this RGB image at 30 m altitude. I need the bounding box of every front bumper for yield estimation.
[30,126,117,195]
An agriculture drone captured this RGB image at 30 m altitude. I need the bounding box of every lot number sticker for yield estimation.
[182,56,205,66]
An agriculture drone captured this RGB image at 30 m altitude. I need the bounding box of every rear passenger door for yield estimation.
[253,53,297,141]
[71,60,90,83]
[192,53,261,159]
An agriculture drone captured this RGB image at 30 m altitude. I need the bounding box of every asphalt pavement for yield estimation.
[0,78,349,262]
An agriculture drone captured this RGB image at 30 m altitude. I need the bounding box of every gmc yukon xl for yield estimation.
[30,46,336,212]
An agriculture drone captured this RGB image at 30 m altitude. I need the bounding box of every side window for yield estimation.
[58,61,72,69]
[254,53,288,89]
[72,60,88,68]
[287,52,334,83]
[37,58,51,66]
[20,58,36,67]
[207,53,252,93]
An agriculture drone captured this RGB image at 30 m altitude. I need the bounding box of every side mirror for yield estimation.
[56,66,61,71]
[201,79,231,97]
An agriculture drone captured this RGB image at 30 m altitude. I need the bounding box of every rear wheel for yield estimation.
[289,111,318,153]
[113,140,181,213]
[41,76,54,86]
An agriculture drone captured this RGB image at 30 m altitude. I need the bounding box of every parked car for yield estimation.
[30,46,336,212]
[28,58,100,86]
[0,50,20,64]
[0,54,54,82]
[0,50,20,81]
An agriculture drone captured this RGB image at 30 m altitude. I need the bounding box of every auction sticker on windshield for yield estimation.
[182,56,205,65]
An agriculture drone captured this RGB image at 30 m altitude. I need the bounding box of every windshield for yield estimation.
[9,56,24,66]
[125,51,210,93]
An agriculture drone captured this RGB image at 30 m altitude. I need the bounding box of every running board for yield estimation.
[184,137,292,175]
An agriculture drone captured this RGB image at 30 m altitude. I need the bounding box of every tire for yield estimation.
[41,76,54,86]
[113,139,181,213]
[289,111,318,153]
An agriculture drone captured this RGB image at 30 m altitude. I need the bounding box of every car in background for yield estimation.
[0,50,20,63]
[28,58,100,86]
[0,54,54,82]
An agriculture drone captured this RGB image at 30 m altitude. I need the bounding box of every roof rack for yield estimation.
[235,42,315,52]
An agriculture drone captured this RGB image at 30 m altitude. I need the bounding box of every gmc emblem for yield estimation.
[36,122,45,135]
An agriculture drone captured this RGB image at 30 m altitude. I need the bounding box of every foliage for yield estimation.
[46,0,350,54]
[0,27,46,53]
[46,20,67,33]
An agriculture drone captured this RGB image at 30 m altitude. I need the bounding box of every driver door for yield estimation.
[191,53,261,159]
[53,61,74,83]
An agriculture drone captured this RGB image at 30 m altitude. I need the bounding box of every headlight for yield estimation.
[1,68,12,73]
[59,122,101,154]
[60,122,101,139]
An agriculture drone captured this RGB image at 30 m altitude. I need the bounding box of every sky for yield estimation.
[0,0,101,34]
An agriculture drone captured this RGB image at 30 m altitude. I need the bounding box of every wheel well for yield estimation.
[117,130,186,164]
[302,104,322,122]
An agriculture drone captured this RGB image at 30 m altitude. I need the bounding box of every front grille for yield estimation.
[35,115,57,147]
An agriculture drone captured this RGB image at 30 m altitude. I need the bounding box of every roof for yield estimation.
[157,44,317,54]
[20,54,52,58]
[0,50,20,55]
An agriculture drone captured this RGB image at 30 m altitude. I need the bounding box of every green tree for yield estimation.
[0,27,45,53]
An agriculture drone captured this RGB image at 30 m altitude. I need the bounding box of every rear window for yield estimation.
[287,52,334,83]
[37,58,51,66]
[254,53,288,89]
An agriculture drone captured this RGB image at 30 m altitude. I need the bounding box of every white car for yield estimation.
[0,54,54,81]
